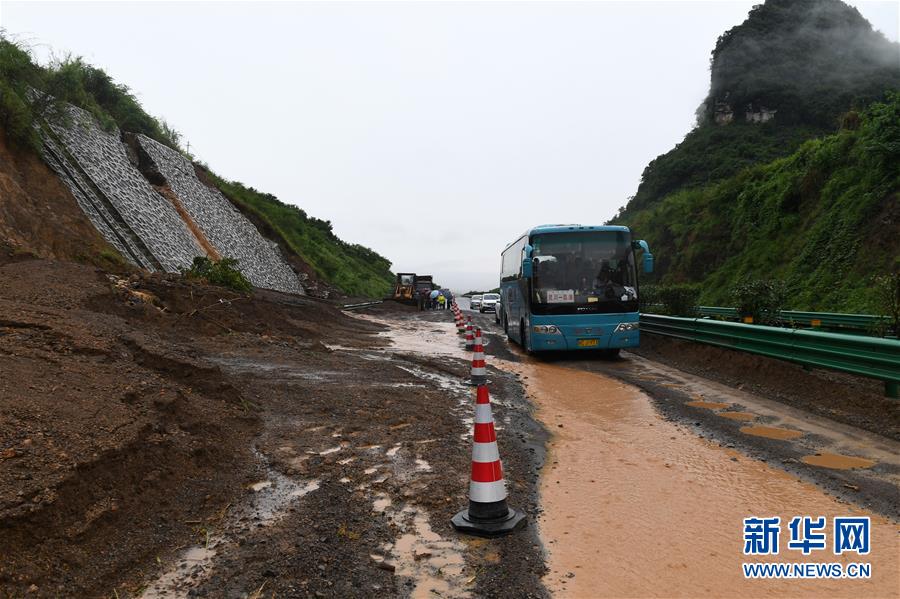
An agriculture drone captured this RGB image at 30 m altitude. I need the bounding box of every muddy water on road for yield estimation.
[519,361,899,598]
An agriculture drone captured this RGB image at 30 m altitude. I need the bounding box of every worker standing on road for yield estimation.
[443,289,453,310]
[437,293,446,310]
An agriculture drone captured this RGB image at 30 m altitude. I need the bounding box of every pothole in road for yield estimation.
[373,492,392,512]
[800,453,877,469]
[740,425,804,440]
[371,504,470,599]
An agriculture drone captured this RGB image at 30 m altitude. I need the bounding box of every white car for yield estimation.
[470,295,483,310]
[480,293,500,313]
[494,298,502,323]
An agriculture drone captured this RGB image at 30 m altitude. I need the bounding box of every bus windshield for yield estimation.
[531,231,637,314]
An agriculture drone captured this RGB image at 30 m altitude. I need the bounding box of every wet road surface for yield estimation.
[449,300,899,598]
[521,361,898,597]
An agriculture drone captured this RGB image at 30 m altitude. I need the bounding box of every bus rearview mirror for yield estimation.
[522,258,533,278]
[521,244,534,278]
[643,253,654,273]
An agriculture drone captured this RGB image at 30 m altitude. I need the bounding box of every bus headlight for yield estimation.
[533,325,561,334]
[614,322,639,332]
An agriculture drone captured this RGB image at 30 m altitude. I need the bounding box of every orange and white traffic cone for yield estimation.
[464,322,474,349]
[456,312,466,334]
[452,384,525,536]
[469,328,487,385]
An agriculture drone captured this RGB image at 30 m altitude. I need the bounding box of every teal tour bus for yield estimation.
[498,224,653,356]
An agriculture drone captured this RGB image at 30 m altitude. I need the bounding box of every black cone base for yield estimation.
[464,378,490,387]
[451,506,526,537]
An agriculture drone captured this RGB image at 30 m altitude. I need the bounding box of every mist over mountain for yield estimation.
[701,0,899,127]
[613,0,899,311]
[619,0,899,217]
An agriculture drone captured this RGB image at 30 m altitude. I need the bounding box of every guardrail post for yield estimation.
[887,381,899,399]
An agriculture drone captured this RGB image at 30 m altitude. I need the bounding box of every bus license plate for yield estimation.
[577,339,599,347]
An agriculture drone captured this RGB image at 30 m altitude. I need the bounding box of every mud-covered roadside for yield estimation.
[633,334,899,440]
[1,257,547,598]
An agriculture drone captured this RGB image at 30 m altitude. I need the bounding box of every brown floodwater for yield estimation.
[514,361,899,598]
[801,453,877,470]
[371,315,898,598]
[740,425,805,441]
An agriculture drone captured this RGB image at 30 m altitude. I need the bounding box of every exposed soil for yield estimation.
[0,260,545,598]
[0,131,122,268]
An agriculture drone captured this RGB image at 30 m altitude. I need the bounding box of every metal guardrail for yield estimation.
[341,300,383,311]
[640,314,900,398]
[694,306,886,333]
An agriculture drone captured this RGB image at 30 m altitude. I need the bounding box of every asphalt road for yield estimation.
[452,298,899,597]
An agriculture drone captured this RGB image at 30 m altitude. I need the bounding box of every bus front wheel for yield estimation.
[520,321,532,354]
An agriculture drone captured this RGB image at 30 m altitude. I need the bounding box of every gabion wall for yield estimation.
[41,133,157,270]
[40,103,305,295]
[45,104,203,273]
[136,135,304,295]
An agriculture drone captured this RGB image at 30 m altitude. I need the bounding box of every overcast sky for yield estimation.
[2,1,897,291]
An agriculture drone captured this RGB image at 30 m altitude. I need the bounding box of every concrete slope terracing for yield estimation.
[43,104,203,272]
[134,134,304,295]
[39,103,305,295]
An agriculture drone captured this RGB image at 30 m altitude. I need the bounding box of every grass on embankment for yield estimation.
[211,175,393,298]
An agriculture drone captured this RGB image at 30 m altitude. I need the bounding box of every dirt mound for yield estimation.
[0,130,123,269]
[0,261,260,595]
[82,269,382,346]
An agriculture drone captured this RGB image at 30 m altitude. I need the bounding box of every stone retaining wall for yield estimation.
[40,103,305,295]
[45,104,203,273]
[135,135,304,295]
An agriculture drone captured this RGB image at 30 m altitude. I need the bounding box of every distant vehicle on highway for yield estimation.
[470,294,483,310]
[391,273,435,305]
[480,293,500,313]
[498,224,653,357]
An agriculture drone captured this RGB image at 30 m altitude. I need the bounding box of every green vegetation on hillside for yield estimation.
[618,0,900,221]
[0,31,181,151]
[1,31,393,297]
[620,122,825,215]
[624,95,899,312]
[614,0,899,314]
[211,175,393,297]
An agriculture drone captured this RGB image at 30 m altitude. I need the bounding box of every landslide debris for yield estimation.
[0,257,547,598]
